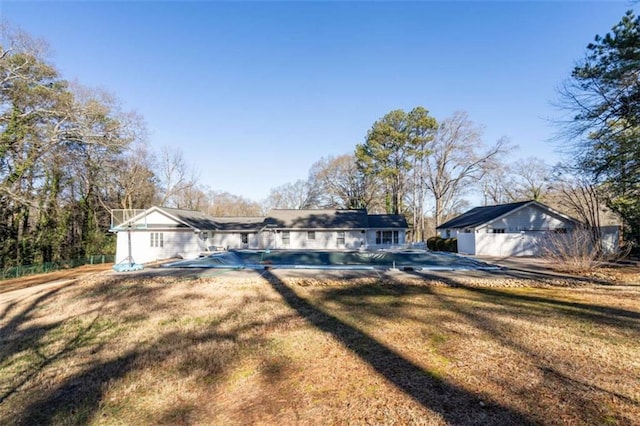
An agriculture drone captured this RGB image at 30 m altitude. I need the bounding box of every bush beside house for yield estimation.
[427,236,457,253]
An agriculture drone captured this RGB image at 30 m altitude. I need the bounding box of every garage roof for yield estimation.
[436,201,533,230]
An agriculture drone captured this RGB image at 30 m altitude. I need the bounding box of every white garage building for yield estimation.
[436,200,581,257]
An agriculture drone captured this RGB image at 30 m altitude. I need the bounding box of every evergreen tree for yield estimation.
[560,10,640,244]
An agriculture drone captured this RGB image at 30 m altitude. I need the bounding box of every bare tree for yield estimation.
[308,154,379,210]
[204,190,262,216]
[155,146,199,208]
[509,157,552,202]
[549,164,620,253]
[479,160,514,205]
[423,111,510,228]
[110,140,157,210]
[263,179,318,211]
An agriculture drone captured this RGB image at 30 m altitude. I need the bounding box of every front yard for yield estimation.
[0,268,638,425]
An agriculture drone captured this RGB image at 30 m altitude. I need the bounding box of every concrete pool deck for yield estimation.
[128,256,600,287]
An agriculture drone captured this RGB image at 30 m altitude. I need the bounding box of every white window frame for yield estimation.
[150,232,164,247]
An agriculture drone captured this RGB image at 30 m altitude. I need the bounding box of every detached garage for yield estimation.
[436,201,582,257]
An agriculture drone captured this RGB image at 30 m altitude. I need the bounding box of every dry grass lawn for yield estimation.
[0,267,639,425]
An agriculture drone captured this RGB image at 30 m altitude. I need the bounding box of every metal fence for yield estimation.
[1,255,115,281]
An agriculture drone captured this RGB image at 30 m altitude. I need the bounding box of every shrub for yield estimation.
[426,237,440,251]
[443,238,458,253]
[539,228,617,273]
[427,236,458,252]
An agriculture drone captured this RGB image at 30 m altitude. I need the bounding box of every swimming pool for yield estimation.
[163,249,497,271]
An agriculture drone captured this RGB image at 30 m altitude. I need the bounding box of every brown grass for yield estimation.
[0,264,114,294]
[1,268,639,425]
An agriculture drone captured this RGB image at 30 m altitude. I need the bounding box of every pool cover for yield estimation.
[163,250,498,271]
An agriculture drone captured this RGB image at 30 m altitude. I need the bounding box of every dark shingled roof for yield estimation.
[436,201,532,230]
[143,207,408,231]
[158,207,219,230]
[211,216,266,231]
[265,209,370,229]
[367,214,408,228]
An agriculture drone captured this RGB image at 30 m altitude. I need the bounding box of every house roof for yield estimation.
[157,207,219,230]
[367,214,408,229]
[119,207,408,232]
[210,216,266,231]
[265,209,370,229]
[436,201,533,230]
[437,200,582,230]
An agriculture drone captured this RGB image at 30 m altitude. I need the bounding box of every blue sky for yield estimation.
[1,1,635,203]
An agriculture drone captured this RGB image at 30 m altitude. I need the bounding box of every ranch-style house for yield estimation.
[112,207,409,264]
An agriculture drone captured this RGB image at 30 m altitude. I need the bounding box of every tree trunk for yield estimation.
[435,196,442,229]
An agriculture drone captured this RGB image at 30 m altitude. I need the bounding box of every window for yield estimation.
[492,229,505,234]
[241,233,248,244]
[376,231,399,245]
[383,231,392,244]
[150,232,163,247]
[307,231,315,240]
[336,231,345,245]
[282,231,290,245]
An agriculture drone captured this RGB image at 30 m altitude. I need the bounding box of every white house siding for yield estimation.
[260,231,276,249]
[209,232,260,250]
[140,210,178,227]
[274,230,364,250]
[342,231,366,250]
[116,229,202,264]
[438,229,461,239]
[455,227,619,257]
[456,233,475,255]
[474,233,549,256]
[485,205,573,232]
[284,231,334,250]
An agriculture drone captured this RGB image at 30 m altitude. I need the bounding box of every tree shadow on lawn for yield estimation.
[2,273,296,425]
[315,271,640,335]
[486,265,614,285]
[414,272,640,424]
[414,271,640,330]
[0,273,174,370]
[260,269,535,425]
[362,271,640,423]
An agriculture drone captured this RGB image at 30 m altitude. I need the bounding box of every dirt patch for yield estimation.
[0,264,114,294]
